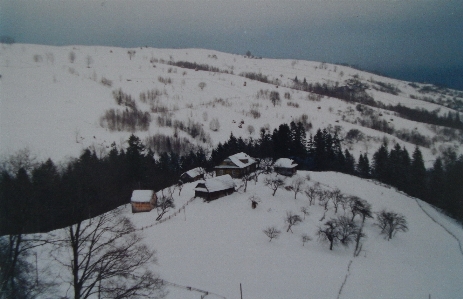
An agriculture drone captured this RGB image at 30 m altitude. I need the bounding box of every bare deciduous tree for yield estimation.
[241,172,254,192]
[253,158,273,184]
[330,188,345,214]
[290,176,305,199]
[127,50,136,60]
[264,174,285,196]
[304,186,317,205]
[300,206,310,219]
[209,118,220,131]
[317,216,359,250]
[349,197,373,223]
[198,82,206,90]
[270,91,280,107]
[263,226,281,242]
[375,210,408,240]
[285,211,302,233]
[301,234,312,246]
[156,188,175,221]
[55,208,165,299]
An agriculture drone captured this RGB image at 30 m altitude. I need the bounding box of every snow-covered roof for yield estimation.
[274,158,298,168]
[195,175,235,193]
[183,167,204,178]
[131,190,155,203]
[216,152,256,169]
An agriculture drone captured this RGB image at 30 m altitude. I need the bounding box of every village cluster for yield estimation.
[130,152,298,213]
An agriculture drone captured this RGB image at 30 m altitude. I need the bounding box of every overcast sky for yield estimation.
[1,0,462,89]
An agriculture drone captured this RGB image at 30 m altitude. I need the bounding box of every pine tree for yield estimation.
[372,143,389,183]
[357,154,370,178]
[410,146,427,198]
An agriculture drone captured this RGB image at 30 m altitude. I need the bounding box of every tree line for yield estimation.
[1,122,463,236]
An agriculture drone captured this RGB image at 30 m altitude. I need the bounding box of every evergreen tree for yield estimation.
[357,154,370,178]
[372,143,389,183]
[343,149,356,174]
[409,146,427,198]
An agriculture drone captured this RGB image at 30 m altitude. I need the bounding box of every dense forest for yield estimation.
[1,122,462,235]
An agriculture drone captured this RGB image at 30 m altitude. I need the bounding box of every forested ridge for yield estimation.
[1,122,462,236]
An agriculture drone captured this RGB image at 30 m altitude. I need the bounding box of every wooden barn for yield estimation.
[179,167,205,184]
[131,190,157,213]
[214,152,257,178]
[274,158,298,176]
[194,175,236,202]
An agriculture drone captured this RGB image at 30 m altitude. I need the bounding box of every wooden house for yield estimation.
[274,158,298,176]
[179,167,205,184]
[214,152,257,178]
[131,190,157,213]
[194,175,236,202]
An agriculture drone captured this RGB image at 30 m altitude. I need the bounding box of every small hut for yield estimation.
[274,158,298,176]
[131,190,157,213]
[194,175,236,202]
[179,167,205,184]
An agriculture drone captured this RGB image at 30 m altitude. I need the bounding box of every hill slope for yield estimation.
[35,171,463,298]
[1,44,462,166]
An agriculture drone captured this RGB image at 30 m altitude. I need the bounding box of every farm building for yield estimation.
[194,175,236,202]
[214,152,257,178]
[274,158,298,176]
[179,167,205,184]
[131,190,157,213]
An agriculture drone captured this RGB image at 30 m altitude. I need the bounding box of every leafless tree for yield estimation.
[248,195,261,209]
[0,234,53,298]
[264,174,285,196]
[86,55,93,68]
[127,50,136,60]
[0,148,38,176]
[253,158,273,184]
[301,234,312,246]
[317,189,330,211]
[241,172,255,192]
[177,182,184,196]
[330,188,345,214]
[270,91,280,107]
[375,210,408,240]
[290,176,305,199]
[304,186,317,205]
[156,188,175,221]
[285,211,302,233]
[263,226,281,242]
[300,206,310,219]
[349,197,373,223]
[69,51,76,63]
[209,118,220,131]
[198,82,206,90]
[317,216,359,250]
[54,208,165,299]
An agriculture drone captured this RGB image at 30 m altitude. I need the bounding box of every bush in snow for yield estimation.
[263,226,281,242]
[209,118,220,132]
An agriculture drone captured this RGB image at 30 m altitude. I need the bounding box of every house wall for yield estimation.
[275,167,296,176]
[195,188,235,202]
[131,202,154,213]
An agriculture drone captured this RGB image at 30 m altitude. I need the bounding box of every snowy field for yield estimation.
[1,44,462,166]
[35,171,463,299]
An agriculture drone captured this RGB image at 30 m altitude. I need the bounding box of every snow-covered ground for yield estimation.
[1,44,462,166]
[36,171,463,298]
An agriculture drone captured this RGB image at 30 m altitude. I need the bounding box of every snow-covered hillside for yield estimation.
[1,44,462,166]
[35,171,463,298]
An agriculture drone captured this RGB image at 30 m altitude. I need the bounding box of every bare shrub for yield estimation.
[69,51,76,63]
[113,89,137,110]
[285,211,302,233]
[209,118,220,132]
[270,91,281,107]
[247,125,255,135]
[264,174,285,196]
[198,82,206,90]
[301,234,312,246]
[158,76,172,84]
[100,77,112,87]
[263,226,281,242]
[145,134,204,156]
[287,102,299,108]
[100,109,151,132]
[293,114,313,131]
[33,54,43,63]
